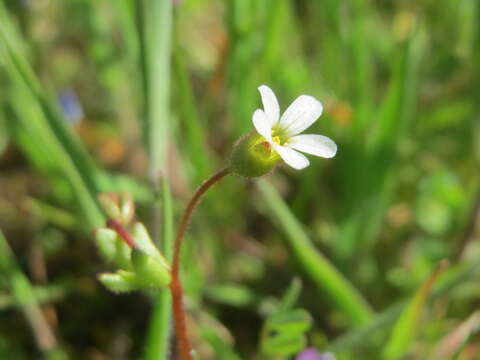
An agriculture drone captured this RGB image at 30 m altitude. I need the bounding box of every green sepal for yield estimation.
[98,271,142,293]
[230,133,281,178]
[94,227,132,269]
[114,239,132,270]
[131,249,171,288]
[132,222,169,269]
[94,228,117,262]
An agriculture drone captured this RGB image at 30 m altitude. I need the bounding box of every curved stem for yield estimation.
[170,168,230,360]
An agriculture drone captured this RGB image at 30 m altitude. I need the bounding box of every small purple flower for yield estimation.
[58,89,83,125]
[296,348,335,360]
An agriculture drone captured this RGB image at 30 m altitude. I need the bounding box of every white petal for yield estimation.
[288,134,337,158]
[279,95,323,136]
[273,144,310,170]
[252,109,272,141]
[258,85,280,126]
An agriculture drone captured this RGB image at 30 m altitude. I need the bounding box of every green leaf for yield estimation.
[98,271,141,293]
[277,277,302,312]
[268,309,313,334]
[262,332,307,357]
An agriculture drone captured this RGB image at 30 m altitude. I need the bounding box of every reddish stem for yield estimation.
[107,219,136,248]
[170,168,230,360]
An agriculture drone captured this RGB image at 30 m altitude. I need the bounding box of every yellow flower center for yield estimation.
[272,136,281,145]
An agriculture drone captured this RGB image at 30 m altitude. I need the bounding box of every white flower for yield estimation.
[252,85,337,170]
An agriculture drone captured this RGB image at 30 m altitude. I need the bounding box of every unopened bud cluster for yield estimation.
[95,193,171,293]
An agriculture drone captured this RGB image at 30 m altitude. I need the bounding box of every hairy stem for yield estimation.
[107,219,136,248]
[170,168,230,360]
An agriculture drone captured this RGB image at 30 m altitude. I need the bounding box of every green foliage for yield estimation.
[260,279,312,358]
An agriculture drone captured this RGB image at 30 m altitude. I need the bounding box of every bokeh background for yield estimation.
[0,0,479,359]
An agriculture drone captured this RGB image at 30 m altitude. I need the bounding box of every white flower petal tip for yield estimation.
[273,145,310,170]
[252,109,272,141]
[279,95,323,136]
[258,85,280,126]
[289,134,337,159]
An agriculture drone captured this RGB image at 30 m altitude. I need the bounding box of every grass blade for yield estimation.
[0,229,68,359]
[144,181,174,360]
[0,2,103,228]
[256,179,374,327]
[138,1,174,358]
[383,260,449,360]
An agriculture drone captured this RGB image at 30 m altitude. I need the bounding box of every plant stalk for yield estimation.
[170,168,230,360]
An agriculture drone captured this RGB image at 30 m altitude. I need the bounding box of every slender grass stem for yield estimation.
[0,230,67,359]
[170,168,230,360]
[144,180,174,360]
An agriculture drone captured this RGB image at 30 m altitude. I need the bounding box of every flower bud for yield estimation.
[98,193,122,220]
[94,227,132,269]
[131,249,171,288]
[132,222,169,270]
[230,133,281,178]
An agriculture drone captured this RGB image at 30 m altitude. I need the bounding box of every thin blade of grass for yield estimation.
[144,181,174,360]
[0,230,68,359]
[430,311,480,360]
[138,0,174,358]
[140,0,172,181]
[383,260,449,360]
[256,179,374,327]
[329,260,480,355]
[0,2,103,228]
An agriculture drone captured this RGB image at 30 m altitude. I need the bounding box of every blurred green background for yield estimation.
[0,0,479,359]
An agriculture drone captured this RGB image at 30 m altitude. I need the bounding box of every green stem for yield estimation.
[144,181,174,360]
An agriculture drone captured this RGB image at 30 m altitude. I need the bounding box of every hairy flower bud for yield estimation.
[230,133,281,178]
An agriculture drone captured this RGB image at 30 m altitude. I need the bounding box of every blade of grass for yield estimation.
[0,2,103,228]
[383,260,449,360]
[137,0,174,358]
[144,181,174,360]
[0,229,68,360]
[430,311,480,360]
[336,26,424,261]
[329,261,480,354]
[256,179,374,327]
[172,46,212,182]
[140,0,172,182]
